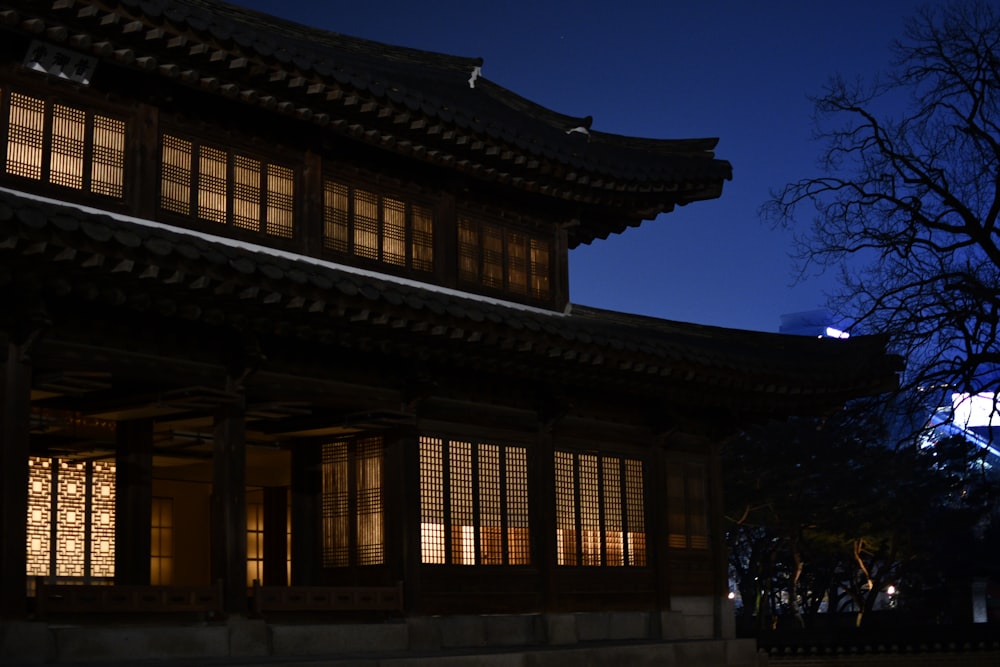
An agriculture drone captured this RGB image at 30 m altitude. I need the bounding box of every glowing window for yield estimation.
[554,451,646,567]
[667,461,709,550]
[159,133,294,238]
[3,91,125,199]
[458,217,551,300]
[26,456,116,581]
[150,496,174,585]
[321,435,384,567]
[246,490,264,586]
[419,436,530,566]
[323,178,434,272]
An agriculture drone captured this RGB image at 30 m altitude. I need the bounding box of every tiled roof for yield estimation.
[0,0,732,246]
[0,188,900,416]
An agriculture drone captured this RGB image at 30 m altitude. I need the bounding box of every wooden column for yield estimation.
[534,430,558,611]
[115,419,153,585]
[262,486,288,586]
[290,441,321,585]
[395,432,421,612]
[650,438,672,613]
[0,341,32,618]
[211,384,247,613]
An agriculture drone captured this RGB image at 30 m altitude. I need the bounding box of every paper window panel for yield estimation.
[507,232,528,295]
[603,461,624,566]
[355,436,384,566]
[265,164,294,238]
[197,145,228,224]
[7,92,44,181]
[321,441,350,568]
[625,459,647,566]
[89,460,116,578]
[481,223,504,290]
[49,104,85,190]
[232,154,261,232]
[449,441,474,565]
[90,115,125,198]
[160,135,193,215]
[382,196,407,266]
[411,204,434,271]
[323,180,350,252]
[554,451,577,566]
[419,436,446,564]
[353,188,379,261]
[150,496,174,585]
[530,239,551,299]
[55,461,86,577]
[26,457,53,577]
[477,444,503,565]
[505,447,530,565]
[458,218,480,283]
[246,493,264,586]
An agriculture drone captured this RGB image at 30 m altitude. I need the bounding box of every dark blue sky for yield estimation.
[234,0,942,332]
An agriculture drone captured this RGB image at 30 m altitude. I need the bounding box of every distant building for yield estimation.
[0,1,899,663]
[779,309,852,338]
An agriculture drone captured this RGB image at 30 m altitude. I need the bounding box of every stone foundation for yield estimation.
[1,608,758,666]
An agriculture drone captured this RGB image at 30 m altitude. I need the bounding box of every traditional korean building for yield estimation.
[0,0,899,663]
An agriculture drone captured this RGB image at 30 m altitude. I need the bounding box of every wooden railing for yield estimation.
[35,580,223,617]
[251,581,404,615]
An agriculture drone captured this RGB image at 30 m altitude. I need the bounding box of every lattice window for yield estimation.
[418,436,530,566]
[2,90,125,199]
[321,435,384,568]
[159,133,294,238]
[457,217,552,300]
[667,461,709,550]
[322,178,434,272]
[246,490,264,586]
[150,496,174,585]
[26,456,116,580]
[554,451,646,567]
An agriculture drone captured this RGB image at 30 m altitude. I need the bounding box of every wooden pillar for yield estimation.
[0,342,32,618]
[649,439,671,614]
[394,432,421,612]
[115,419,153,585]
[262,486,288,586]
[534,430,558,611]
[211,383,247,614]
[290,441,321,585]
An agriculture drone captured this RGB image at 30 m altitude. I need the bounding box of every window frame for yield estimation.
[320,434,385,568]
[157,129,298,241]
[321,175,435,274]
[554,449,647,567]
[457,214,552,302]
[666,458,711,551]
[419,434,531,567]
[0,86,129,204]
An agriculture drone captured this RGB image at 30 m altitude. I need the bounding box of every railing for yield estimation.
[34,580,223,617]
[251,581,404,615]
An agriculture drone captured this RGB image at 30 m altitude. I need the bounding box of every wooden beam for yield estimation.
[0,340,32,618]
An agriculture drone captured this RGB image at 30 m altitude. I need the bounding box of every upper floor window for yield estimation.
[458,217,551,300]
[1,90,125,199]
[419,435,530,566]
[160,134,294,239]
[555,451,646,567]
[323,178,434,272]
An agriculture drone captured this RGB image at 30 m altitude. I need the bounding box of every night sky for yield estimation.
[230,0,944,333]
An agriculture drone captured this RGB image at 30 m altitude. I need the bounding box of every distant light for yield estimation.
[886,585,896,596]
[727,591,736,600]
[825,326,850,339]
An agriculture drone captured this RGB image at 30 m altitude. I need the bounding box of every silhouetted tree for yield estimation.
[765,1,1000,401]
[724,399,989,630]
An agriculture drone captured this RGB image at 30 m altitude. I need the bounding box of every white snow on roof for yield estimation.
[4,186,570,317]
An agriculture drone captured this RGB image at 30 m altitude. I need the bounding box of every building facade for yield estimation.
[0,0,899,662]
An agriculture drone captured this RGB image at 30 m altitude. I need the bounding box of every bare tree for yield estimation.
[766,2,1000,401]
